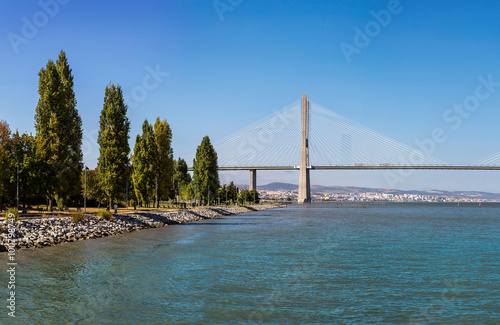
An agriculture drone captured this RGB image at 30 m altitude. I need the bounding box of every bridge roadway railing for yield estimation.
[188,165,500,171]
[186,165,500,194]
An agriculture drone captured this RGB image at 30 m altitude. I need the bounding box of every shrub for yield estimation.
[5,208,19,222]
[71,211,85,223]
[97,210,112,220]
[55,196,65,211]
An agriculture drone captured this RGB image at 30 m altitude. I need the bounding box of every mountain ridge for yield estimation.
[256,182,500,200]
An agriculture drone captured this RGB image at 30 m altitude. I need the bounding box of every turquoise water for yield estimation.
[2,203,500,324]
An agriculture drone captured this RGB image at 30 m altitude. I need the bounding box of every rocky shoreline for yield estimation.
[0,204,283,251]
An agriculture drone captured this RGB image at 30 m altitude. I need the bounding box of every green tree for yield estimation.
[218,182,240,205]
[249,189,260,204]
[34,51,83,210]
[180,182,195,201]
[132,119,157,207]
[82,169,106,208]
[237,189,248,205]
[192,136,219,205]
[97,83,131,209]
[237,189,260,205]
[237,189,246,205]
[227,181,237,204]
[0,121,13,209]
[56,50,83,197]
[154,117,174,202]
[219,185,226,203]
[173,158,192,200]
[11,131,39,207]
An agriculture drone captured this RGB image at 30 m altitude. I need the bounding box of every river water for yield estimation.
[2,203,500,324]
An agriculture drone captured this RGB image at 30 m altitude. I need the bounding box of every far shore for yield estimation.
[1,204,285,251]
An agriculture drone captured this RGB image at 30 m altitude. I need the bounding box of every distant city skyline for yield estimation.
[1,0,500,192]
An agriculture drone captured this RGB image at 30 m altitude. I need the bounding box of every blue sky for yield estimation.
[1,0,500,192]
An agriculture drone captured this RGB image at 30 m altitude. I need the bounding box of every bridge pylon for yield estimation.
[298,94,311,203]
[249,169,256,191]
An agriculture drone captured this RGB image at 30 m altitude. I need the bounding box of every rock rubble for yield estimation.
[0,205,282,251]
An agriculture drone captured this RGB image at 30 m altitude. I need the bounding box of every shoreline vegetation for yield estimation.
[0,204,284,251]
[1,50,245,221]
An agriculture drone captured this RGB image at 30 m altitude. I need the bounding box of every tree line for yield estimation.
[0,50,259,210]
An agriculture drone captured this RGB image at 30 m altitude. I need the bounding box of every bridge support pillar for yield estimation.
[249,169,257,191]
[298,94,311,203]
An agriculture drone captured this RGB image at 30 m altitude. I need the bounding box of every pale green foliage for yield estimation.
[71,211,85,223]
[174,158,192,199]
[180,182,194,201]
[97,210,112,220]
[5,208,19,222]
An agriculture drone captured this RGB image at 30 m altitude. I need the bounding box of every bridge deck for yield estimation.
[187,165,500,171]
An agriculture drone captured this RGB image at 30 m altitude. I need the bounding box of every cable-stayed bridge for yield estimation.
[188,95,500,203]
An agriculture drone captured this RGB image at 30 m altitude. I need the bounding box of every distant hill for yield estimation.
[256,182,500,200]
[257,182,298,191]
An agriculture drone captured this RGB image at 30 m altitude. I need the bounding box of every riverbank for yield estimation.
[0,204,284,251]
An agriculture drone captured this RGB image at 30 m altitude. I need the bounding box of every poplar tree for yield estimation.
[154,117,174,202]
[34,60,61,208]
[56,50,83,197]
[193,136,219,205]
[97,83,131,209]
[132,119,157,207]
[34,51,83,209]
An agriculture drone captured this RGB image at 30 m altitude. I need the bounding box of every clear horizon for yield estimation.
[2,0,500,192]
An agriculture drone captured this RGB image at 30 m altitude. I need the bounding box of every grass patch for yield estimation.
[71,211,85,223]
[97,210,113,220]
[5,208,19,222]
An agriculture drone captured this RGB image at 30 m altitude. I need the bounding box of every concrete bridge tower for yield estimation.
[298,94,311,203]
